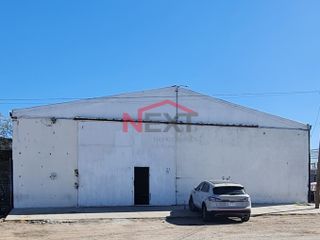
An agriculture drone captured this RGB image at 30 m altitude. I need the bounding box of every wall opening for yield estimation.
[134,167,149,205]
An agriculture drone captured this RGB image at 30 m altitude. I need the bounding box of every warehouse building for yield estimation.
[11,87,310,208]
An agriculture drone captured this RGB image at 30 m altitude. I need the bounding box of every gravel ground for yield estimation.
[1,215,320,240]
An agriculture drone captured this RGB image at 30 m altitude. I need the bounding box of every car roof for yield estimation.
[207,180,244,188]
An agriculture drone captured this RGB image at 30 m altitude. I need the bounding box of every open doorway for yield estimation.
[134,167,149,205]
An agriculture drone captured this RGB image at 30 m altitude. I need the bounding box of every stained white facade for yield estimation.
[11,87,310,208]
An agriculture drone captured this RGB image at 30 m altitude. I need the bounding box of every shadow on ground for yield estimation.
[166,215,243,226]
[9,206,186,215]
[7,204,315,222]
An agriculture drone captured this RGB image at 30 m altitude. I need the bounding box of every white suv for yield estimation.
[189,180,251,222]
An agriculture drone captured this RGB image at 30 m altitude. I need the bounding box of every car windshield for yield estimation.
[213,186,245,195]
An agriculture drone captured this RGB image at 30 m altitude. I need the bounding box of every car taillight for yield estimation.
[208,196,221,202]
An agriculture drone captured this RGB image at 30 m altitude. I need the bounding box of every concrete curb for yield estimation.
[4,204,320,223]
[4,213,320,223]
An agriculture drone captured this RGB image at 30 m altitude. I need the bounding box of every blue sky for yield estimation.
[0,1,320,148]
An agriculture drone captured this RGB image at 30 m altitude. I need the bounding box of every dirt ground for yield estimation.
[1,215,320,240]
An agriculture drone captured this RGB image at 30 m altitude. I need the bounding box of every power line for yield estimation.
[0,102,55,105]
[311,105,320,136]
[0,98,81,101]
[212,90,320,97]
[0,89,319,101]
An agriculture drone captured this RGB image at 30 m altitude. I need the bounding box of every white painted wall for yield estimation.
[13,118,308,208]
[176,125,309,204]
[13,118,78,208]
[78,121,176,206]
[76,121,309,205]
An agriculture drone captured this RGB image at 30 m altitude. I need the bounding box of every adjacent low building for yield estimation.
[0,137,12,215]
[11,87,310,208]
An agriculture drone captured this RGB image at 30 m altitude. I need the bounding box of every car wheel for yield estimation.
[241,215,250,222]
[202,203,209,222]
[189,196,196,212]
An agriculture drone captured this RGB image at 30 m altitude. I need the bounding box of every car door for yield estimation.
[193,182,203,208]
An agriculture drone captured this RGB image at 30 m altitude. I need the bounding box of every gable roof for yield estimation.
[11,87,308,130]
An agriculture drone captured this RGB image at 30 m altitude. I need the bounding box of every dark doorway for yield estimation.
[134,167,149,205]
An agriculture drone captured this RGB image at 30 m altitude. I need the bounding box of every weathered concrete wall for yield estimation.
[79,121,308,205]
[13,118,308,208]
[78,121,176,206]
[13,119,78,208]
[176,125,309,204]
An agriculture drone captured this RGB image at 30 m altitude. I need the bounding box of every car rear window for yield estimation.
[213,186,245,195]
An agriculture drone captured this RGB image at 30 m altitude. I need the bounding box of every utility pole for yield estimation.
[315,140,320,208]
[175,86,179,123]
[174,85,188,123]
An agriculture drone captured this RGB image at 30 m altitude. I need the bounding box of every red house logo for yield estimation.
[122,100,197,133]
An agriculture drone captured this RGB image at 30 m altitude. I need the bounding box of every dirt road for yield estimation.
[1,215,320,240]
